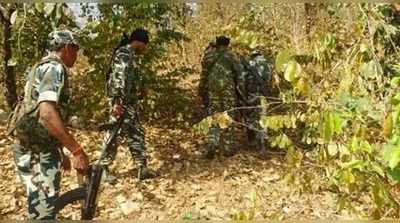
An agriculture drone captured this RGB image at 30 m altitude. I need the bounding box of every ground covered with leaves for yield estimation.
[3,3,400,220]
[0,122,369,220]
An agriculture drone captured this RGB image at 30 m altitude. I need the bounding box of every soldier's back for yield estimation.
[109,45,142,104]
[205,49,238,93]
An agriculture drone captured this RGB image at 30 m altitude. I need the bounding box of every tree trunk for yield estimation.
[0,5,18,109]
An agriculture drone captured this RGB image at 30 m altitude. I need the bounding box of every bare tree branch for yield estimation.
[0,4,9,22]
[0,4,17,23]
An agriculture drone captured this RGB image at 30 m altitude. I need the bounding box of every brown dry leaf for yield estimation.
[213,112,233,129]
[0,114,370,220]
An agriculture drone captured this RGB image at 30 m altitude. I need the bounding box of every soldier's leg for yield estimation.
[207,124,220,151]
[125,115,147,167]
[253,106,268,158]
[12,144,61,220]
[257,129,268,158]
[99,116,120,167]
[125,115,157,180]
[204,94,220,159]
[126,125,147,167]
[98,129,119,166]
[221,93,237,156]
[246,110,258,148]
[255,114,267,151]
[222,125,236,157]
[98,118,121,183]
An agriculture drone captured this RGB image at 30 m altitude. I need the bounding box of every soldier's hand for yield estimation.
[71,149,89,174]
[196,96,203,105]
[112,104,125,119]
[138,89,147,99]
[62,156,72,172]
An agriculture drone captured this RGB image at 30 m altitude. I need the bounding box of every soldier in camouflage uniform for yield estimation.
[99,28,156,181]
[8,30,89,219]
[198,40,216,113]
[199,36,246,159]
[243,48,273,158]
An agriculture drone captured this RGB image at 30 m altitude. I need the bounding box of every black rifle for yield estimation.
[81,111,127,220]
[53,110,128,219]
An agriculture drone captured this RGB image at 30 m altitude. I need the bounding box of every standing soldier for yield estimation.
[7,30,89,219]
[199,36,246,159]
[198,40,216,114]
[100,28,156,182]
[242,47,273,158]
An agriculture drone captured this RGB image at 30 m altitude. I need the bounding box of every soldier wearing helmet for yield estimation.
[8,30,89,219]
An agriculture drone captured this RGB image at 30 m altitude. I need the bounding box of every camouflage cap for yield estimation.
[250,45,265,56]
[47,30,80,51]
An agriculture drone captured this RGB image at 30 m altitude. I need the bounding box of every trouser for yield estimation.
[12,142,61,220]
[245,101,267,151]
[99,111,147,168]
[206,90,237,152]
[207,124,235,152]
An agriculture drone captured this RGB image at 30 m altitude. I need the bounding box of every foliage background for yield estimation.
[2,2,400,219]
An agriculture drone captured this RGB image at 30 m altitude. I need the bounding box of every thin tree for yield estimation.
[0,3,18,109]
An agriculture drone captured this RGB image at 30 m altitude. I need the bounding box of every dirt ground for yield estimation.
[0,121,362,220]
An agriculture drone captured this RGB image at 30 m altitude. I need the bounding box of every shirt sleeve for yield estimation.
[37,63,65,104]
[108,49,131,100]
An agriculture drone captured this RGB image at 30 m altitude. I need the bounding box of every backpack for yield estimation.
[241,54,273,97]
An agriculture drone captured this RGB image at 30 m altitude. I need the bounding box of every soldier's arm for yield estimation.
[109,49,130,104]
[198,70,207,101]
[39,102,82,154]
[198,58,209,103]
[37,63,83,155]
[137,65,146,100]
[232,54,247,104]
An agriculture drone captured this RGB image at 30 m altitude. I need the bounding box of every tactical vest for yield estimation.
[206,50,236,96]
[7,57,68,148]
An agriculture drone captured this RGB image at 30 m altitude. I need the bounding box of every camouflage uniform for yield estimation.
[100,45,148,169]
[198,41,215,111]
[199,47,246,154]
[10,30,78,219]
[243,50,273,152]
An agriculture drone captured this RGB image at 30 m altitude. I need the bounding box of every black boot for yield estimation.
[247,129,256,148]
[137,165,158,181]
[223,148,236,157]
[204,145,217,160]
[257,137,268,160]
[102,167,117,184]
